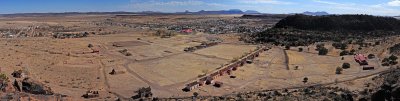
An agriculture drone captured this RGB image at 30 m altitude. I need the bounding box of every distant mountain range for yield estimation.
[177,9,261,14]
[0,9,262,17]
[300,11,330,16]
[244,10,261,14]
[395,16,400,19]
[2,10,400,18]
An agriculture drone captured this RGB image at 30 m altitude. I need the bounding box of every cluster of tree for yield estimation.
[390,43,400,55]
[382,55,398,66]
[274,14,400,32]
[246,28,393,47]
[316,44,328,55]
[340,49,356,56]
[245,14,400,47]
[336,63,351,74]
[52,32,89,39]
[132,87,153,100]
[332,42,348,50]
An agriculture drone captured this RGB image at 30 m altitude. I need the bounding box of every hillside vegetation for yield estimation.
[274,14,400,31]
[246,14,400,46]
[390,43,400,55]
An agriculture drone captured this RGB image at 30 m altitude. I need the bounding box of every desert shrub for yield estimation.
[332,42,348,50]
[88,44,93,48]
[350,49,356,55]
[340,50,349,56]
[368,54,375,59]
[0,73,8,81]
[303,77,308,83]
[285,45,290,50]
[342,63,351,69]
[318,47,328,55]
[389,55,398,61]
[336,67,343,74]
[382,55,399,66]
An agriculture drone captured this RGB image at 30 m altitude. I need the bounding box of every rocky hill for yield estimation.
[302,11,329,16]
[245,14,400,46]
[274,14,400,32]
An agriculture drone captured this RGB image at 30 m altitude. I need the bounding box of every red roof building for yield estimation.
[354,54,366,62]
[181,29,193,33]
[354,54,368,65]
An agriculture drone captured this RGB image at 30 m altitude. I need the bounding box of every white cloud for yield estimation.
[150,0,205,6]
[238,0,294,5]
[388,0,400,6]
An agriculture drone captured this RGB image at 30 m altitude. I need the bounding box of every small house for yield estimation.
[362,65,374,70]
[180,29,193,33]
[354,54,368,65]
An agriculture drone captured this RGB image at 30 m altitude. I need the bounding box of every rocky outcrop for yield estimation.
[21,78,53,95]
[371,68,400,101]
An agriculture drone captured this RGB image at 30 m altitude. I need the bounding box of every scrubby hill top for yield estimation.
[245,14,400,46]
[274,14,400,32]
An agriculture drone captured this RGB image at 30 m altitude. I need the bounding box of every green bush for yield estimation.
[318,47,328,55]
[0,73,8,81]
[336,67,343,74]
[340,50,349,56]
[342,63,351,69]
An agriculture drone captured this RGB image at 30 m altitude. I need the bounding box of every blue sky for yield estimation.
[1,0,400,16]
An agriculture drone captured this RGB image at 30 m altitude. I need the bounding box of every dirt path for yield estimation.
[190,52,230,61]
[281,48,290,70]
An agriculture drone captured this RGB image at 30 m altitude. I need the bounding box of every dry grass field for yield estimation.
[0,14,396,100]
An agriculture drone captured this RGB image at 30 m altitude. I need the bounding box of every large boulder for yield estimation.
[21,78,53,95]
